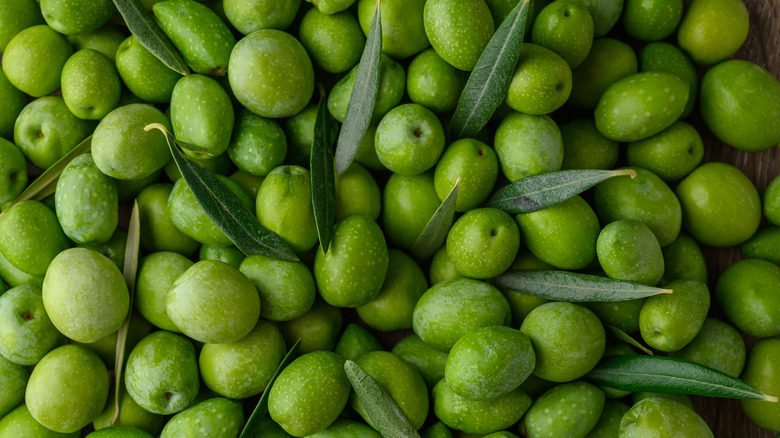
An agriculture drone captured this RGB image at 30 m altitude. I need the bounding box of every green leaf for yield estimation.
[334,0,382,175]
[491,270,672,302]
[585,355,779,401]
[112,200,140,425]
[239,339,301,438]
[450,0,531,139]
[310,88,337,254]
[606,325,654,356]
[145,123,298,261]
[483,169,637,214]
[0,135,92,218]
[344,360,421,438]
[410,177,461,262]
[112,0,189,75]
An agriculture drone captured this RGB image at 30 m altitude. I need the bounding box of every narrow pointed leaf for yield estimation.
[410,177,461,261]
[0,136,92,218]
[112,0,189,75]
[484,169,637,214]
[334,0,382,175]
[606,325,653,355]
[113,200,140,424]
[585,355,779,401]
[239,339,301,438]
[145,124,298,261]
[310,90,336,254]
[450,0,531,139]
[345,360,421,438]
[492,270,672,302]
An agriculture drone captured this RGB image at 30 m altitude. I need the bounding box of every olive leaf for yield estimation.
[450,0,531,139]
[606,325,654,355]
[112,0,189,75]
[492,270,672,302]
[410,177,461,262]
[483,169,637,214]
[345,360,421,438]
[239,339,301,438]
[0,135,92,218]
[145,123,298,261]
[310,87,337,254]
[112,200,140,425]
[585,355,779,401]
[333,0,382,175]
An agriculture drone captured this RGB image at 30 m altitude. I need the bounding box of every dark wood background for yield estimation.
[693,0,778,436]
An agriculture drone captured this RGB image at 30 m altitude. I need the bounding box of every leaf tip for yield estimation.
[144,123,168,134]
[608,168,639,179]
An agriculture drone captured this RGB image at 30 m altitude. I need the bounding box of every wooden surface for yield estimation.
[692,0,778,436]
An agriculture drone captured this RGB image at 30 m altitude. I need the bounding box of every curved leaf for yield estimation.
[112,0,189,75]
[450,0,531,139]
[311,88,336,254]
[492,270,672,302]
[145,124,297,261]
[112,200,140,425]
[585,355,778,401]
[239,339,302,438]
[410,177,461,261]
[484,169,637,214]
[334,0,382,175]
[345,360,421,438]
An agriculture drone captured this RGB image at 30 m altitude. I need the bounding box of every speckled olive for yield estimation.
[170,74,234,157]
[25,345,109,434]
[434,138,499,212]
[520,302,605,382]
[55,153,118,245]
[256,165,318,253]
[433,379,532,435]
[675,162,760,247]
[166,260,261,344]
[521,381,606,438]
[445,325,535,401]
[314,215,389,308]
[159,397,243,438]
[446,208,520,279]
[42,248,129,343]
[423,0,494,71]
[716,258,780,338]
[597,219,664,286]
[356,249,427,332]
[639,279,709,352]
[240,255,316,322]
[153,0,235,76]
[268,351,351,437]
[516,195,600,270]
[619,397,713,437]
[91,104,172,181]
[392,334,449,388]
[124,331,199,415]
[413,278,511,351]
[595,72,688,142]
